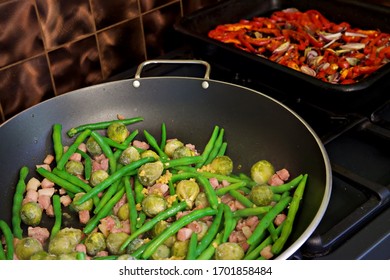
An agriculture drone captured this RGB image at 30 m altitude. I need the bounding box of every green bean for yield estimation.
[195,203,224,256]
[74,157,155,206]
[136,212,146,229]
[52,124,63,163]
[37,167,84,194]
[244,221,284,260]
[197,171,243,184]
[130,242,148,259]
[196,175,219,209]
[246,196,292,245]
[269,174,304,194]
[92,255,118,260]
[162,155,203,169]
[124,176,137,234]
[196,232,223,260]
[83,185,126,234]
[217,142,227,157]
[102,136,128,150]
[67,117,144,137]
[232,205,272,218]
[221,204,236,242]
[169,172,197,184]
[93,178,121,214]
[0,219,14,260]
[160,122,167,151]
[12,166,29,239]
[141,207,217,259]
[0,237,6,260]
[134,177,145,204]
[215,181,247,196]
[204,127,224,165]
[120,201,188,252]
[76,252,86,260]
[186,232,198,260]
[114,129,139,160]
[57,129,92,170]
[272,174,308,255]
[51,194,62,239]
[195,125,219,168]
[91,131,117,174]
[228,189,256,208]
[268,222,279,242]
[143,130,168,160]
[76,149,92,180]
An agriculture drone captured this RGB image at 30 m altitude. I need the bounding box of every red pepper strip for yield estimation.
[237,32,258,53]
[307,33,324,48]
[379,46,390,60]
[282,29,308,50]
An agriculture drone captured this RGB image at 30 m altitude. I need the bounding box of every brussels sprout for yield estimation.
[250,160,275,185]
[141,194,167,217]
[65,160,84,176]
[210,155,233,175]
[151,220,176,247]
[126,238,145,254]
[20,201,42,226]
[176,180,200,209]
[86,136,102,156]
[57,252,78,260]
[106,232,129,255]
[107,122,129,143]
[215,242,245,260]
[85,232,107,256]
[194,192,209,208]
[249,185,274,206]
[119,146,140,165]
[15,237,43,260]
[151,244,170,260]
[117,254,136,260]
[141,150,159,160]
[117,203,129,221]
[90,170,109,187]
[71,192,93,212]
[30,251,57,260]
[172,146,193,159]
[137,161,164,187]
[164,139,184,158]
[171,240,189,258]
[48,228,83,255]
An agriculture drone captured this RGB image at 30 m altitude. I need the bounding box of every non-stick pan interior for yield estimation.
[0,77,331,259]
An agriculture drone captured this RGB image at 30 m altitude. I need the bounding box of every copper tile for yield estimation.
[36,0,95,49]
[91,0,139,30]
[0,55,54,120]
[142,2,182,58]
[48,36,102,95]
[140,0,178,13]
[182,0,221,15]
[0,0,44,68]
[98,18,145,79]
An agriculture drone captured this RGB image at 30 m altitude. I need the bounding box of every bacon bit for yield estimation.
[28,227,50,245]
[41,178,55,189]
[26,177,41,191]
[38,195,51,210]
[260,245,274,259]
[76,243,87,253]
[268,173,285,186]
[177,227,193,241]
[117,114,125,120]
[78,142,87,153]
[209,177,219,189]
[274,213,287,226]
[79,210,90,224]
[148,183,169,196]
[241,226,252,239]
[22,190,38,205]
[69,152,82,162]
[45,205,54,217]
[276,168,290,181]
[60,195,72,206]
[96,250,109,257]
[59,188,67,195]
[132,140,150,150]
[38,187,56,197]
[113,194,127,215]
[43,154,55,165]
[36,164,51,171]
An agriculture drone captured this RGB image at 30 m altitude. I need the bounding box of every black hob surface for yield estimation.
[110,48,390,259]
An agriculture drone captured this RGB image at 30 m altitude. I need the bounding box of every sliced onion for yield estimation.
[345,57,360,66]
[344,31,368,38]
[340,43,366,50]
[328,72,340,84]
[273,41,290,54]
[300,65,317,76]
[318,31,342,42]
[322,39,338,49]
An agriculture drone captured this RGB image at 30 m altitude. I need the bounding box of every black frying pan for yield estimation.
[0,60,332,259]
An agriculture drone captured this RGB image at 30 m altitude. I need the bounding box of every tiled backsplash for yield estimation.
[0,0,220,123]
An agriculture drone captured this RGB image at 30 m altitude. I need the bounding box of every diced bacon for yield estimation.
[148,183,169,196]
[36,164,51,171]
[209,178,219,189]
[177,227,193,241]
[43,154,55,165]
[28,227,50,245]
[96,251,109,257]
[220,193,234,204]
[268,173,284,186]
[185,143,196,152]
[132,140,149,150]
[94,154,107,162]
[75,243,87,253]
[26,177,41,191]
[38,195,51,210]
[274,213,287,226]
[260,245,274,259]
[78,143,87,153]
[99,158,109,171]
[38,187,56,197]
[234,200,246,210]
[60,195,72,206]
[45,205,54,217]
[41,178,55,189]
[69,153,82,162]
[117,114,125,120]
[276,168,290,181]
[229,230,246,243]
[245,216,259,231]
[113,194,127,215]
[59,188,67,195]
[111,220,131,234]
[98,216,118,237]
[187,221,206,234]
[241,226,252,239]
[221,180,230,187]
[22,190,38,204]
[79,210,90,224]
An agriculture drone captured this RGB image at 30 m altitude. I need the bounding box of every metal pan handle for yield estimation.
[132,59,211,89]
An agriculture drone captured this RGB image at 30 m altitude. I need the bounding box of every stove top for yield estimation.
[109,48,390,259]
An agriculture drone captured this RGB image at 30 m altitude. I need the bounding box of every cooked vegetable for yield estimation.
[48,228,83,255]
[141,194,167,217]
[85,232,106,256]
[210,155,233,175]
[65,160,84,176]
[106,232,129,255]
[137,161,164,186]
[11,166,29,239]
[90,170,109,187]
[249,185,274,206]
[215,242,245,260]
[0,219,15,260]
[175,179,200,209]
[250,160,275,185]
[86,136,103,156]
[15,237,43,260]
[119,146,141,165]
[20,202,42,226]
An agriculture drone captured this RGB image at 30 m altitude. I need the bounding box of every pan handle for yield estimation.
[132,59,211,89]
